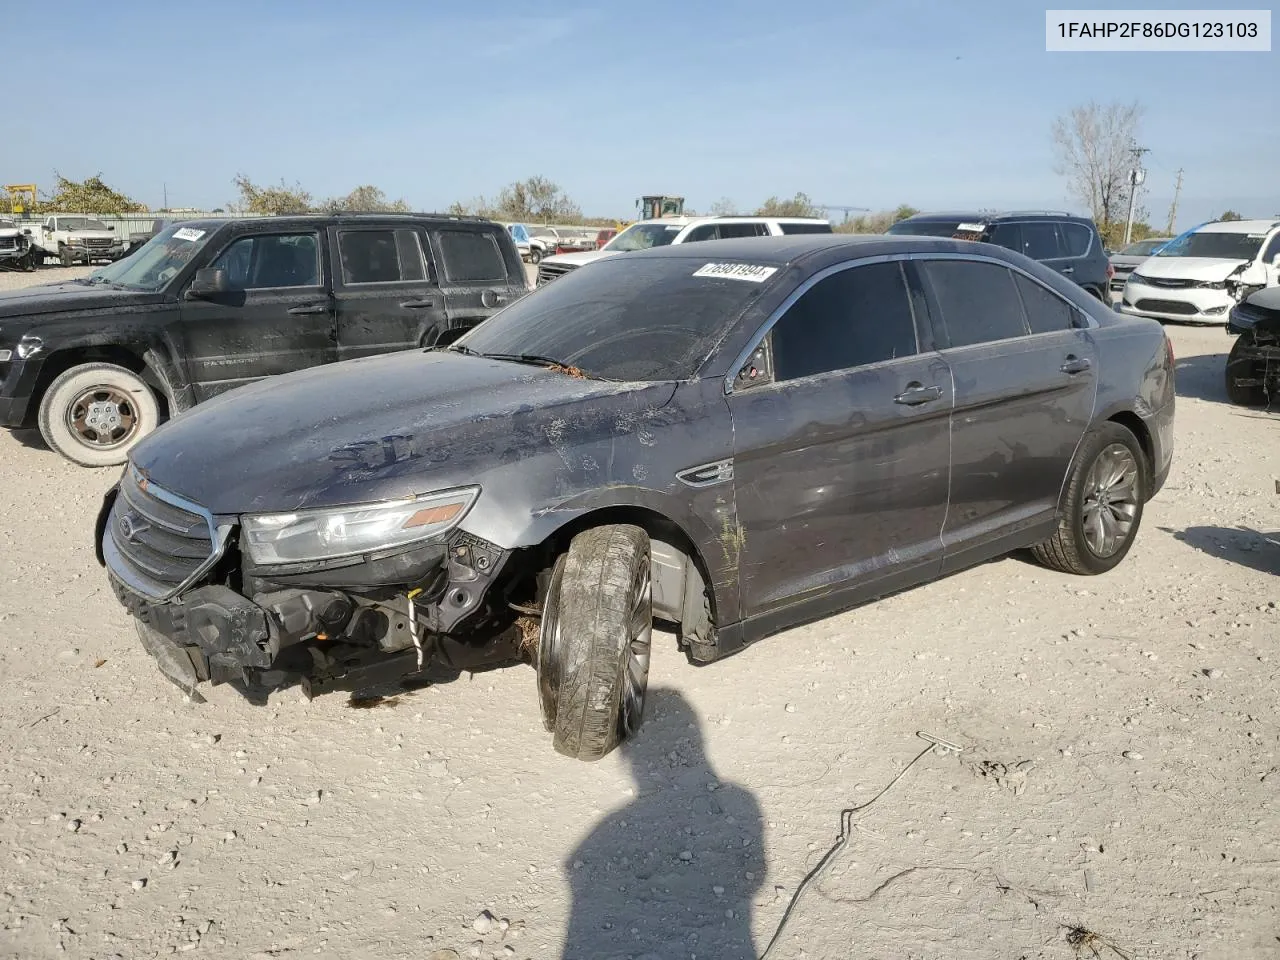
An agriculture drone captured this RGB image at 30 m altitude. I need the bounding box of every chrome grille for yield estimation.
[1131,274,1196,289]
[103,467,224,601]
[536,261,577,286]
[0,236,17,251]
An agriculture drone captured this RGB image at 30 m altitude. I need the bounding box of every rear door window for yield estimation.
[986,222,1022,251]
[921,259,1029,347]
[337,228,426,284]
[1013,272,1077,334]
[1059,222,1094,257]
[769,261,918,382]
[778,222,834,235]
[681,224,718,243]
[1020,222,1062,260]
[437,230,506,283]
[717,222,770,239]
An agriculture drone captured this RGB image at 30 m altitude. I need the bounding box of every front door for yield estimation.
[914,257,1098,571]
[330,224,448,357]
[728,259,953,632]
[179,229,336,401]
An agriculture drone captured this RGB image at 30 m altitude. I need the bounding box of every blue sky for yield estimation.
[7,0,1276,229]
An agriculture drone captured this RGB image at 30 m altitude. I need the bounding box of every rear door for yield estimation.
[331,223,448,357]
[915,256,1097,571]
[428,227,523,336]
[728,258,953,629]
[179,228,335,401]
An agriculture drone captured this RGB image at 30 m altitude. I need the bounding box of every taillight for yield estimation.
[1165,333,1175,365]
[1106,262,1115,279]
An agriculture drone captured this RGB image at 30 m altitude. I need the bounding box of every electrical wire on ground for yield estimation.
[759,731,963,959]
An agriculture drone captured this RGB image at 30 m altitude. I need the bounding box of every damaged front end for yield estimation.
[96,466,527,702]
[1225,290,1280,407]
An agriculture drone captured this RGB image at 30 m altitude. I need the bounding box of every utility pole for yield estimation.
[1122,144,1150,246]
[163,182,168,211]
[1165,168,1183,235]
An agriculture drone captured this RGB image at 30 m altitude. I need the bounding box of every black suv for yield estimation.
[0,214,528,466]
[888,211,1113,301]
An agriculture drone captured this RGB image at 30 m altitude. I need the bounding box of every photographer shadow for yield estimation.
[561,686,764,960]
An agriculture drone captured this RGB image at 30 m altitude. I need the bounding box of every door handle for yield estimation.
[1061,355,1092,375]
[399,299,439,309]
[288,303,328,315]
[894,383,944,406]
[1060,266,1075,274]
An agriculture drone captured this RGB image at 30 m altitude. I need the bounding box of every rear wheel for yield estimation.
[529,248,542,264]
[38,362,160,467]
[1032,422,1148,576]
[537,524,652,761]
[1225,335,1267,406]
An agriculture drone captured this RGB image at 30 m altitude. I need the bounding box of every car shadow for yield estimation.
[560,686,764,960]
[10,428,50,452]
[1161,525,1280,577]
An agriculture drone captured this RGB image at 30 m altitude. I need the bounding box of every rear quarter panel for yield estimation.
[1091,313,1175,485]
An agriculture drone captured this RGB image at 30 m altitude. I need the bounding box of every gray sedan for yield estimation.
[98,234,1176,761]
[1109,236,1172,290]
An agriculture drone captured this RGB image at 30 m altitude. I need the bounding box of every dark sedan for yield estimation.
[95,234,1176,761]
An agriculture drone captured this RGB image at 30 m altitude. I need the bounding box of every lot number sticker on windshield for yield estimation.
[173,227,206,242]
[693,263,778,283]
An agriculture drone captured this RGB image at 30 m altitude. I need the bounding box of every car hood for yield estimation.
[129,349,678,515]
[1131,257,1250,281]
[0,282,156,321]
[542,250,616,267]
[1109,255,1149,269]
[64,230,118,240]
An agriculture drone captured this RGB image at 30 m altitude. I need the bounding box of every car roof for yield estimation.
[631,215,830,227]
[901,210,1088,223]
[169,213,500,232]
[1195,218,1280,234]
[620,233,989,266]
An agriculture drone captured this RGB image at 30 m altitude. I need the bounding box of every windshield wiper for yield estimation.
[445,343,480,356]
[478,352,602,379]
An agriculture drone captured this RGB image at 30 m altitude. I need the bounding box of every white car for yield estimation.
[1119,218,1280,325]
[535,215,832,285]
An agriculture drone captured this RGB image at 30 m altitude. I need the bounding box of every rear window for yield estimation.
[436,230,507,283]
[1059,222,1094,257]
[886,219,967,238]
[778,222,834,235]
[455,256,777,381]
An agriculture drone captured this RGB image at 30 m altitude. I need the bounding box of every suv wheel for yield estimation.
[1032,422,1148,575]
[37,362,161,467]
[536,524,653,761]
[1225,335,1267,406]
[529,248,542,265]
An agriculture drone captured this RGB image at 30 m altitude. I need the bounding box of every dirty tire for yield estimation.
[1224,336,1267,407]
[536,554,568,731]
[38,362,160,467]
[529,248,542,264]
[547,524,652,762]
[59,246,74,267]
[1032,421,1148,576]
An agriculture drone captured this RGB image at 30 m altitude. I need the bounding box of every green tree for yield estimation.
[1218,209,1243,221]
[232,174,313,215]
[40,174,148,214]
[755,192,822,218]
[321,184,411,213]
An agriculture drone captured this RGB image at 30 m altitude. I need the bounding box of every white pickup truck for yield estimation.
[28,214,128,266]
[0,218,37,271]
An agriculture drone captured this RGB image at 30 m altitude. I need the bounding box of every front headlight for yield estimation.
[1196,280,1226,290]
[241,486,480,565]
[16,335,43,359]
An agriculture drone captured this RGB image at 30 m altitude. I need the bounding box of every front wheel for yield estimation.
[1225,335,1267,406]
[537,524,653,761]
[59,247,75,267]
[37,362,161,467]
[1032,422,1148,576]
[529,248,542,264]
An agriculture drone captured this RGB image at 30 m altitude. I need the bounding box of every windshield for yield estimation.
[0,219,16,229]
[1156,230,1265,261]
[886,219,968,238]
[454,256,775,380]
[1119,238,1167,256]
[89,223,211,290]
[603,222,684,252]
[59,217,110,231]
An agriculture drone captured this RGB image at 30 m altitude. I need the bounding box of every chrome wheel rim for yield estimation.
[1081,443,1139,558]
[67,386,137,448]
[619,555,653,741]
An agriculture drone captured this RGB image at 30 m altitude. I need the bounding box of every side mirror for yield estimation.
[107,225,115,231]
[187,267,229,299]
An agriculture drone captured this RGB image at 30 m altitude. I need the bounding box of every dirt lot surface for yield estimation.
[1,265,1277,959]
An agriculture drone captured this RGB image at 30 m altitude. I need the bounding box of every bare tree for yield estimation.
[1051,100,1144,227]
[709,197,739,216]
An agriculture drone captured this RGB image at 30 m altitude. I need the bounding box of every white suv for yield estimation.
[535,215,831,285]
[1119,218,1280,325]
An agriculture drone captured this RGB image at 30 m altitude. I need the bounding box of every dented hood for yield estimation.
[0,281,158,320]
[128,349,677,514]
[1132,256,1251,282]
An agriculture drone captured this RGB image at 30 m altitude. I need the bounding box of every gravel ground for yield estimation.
[0,266,1277,959]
